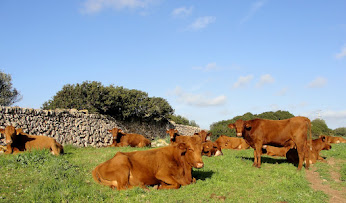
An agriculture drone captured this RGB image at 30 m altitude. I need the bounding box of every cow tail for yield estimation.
[307,119,312,168]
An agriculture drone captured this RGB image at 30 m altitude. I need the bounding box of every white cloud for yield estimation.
[307,77,327,88]
[256,74,275,88]
[303,110,346,129]
[275,87,288,96]
[335,45,346,59]
[189,16,216,30]
[240,0,266,24]
[80,0,157,14]
[232,75,254,88]
[172,6,193,18]
[193,62,219,72]
[173,86,227,107]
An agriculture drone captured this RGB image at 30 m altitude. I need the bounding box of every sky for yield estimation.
[1,0,346,130]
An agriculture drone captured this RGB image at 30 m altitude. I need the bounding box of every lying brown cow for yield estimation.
[108,128,151,147]
[0,126,64,155]
[287,135,331,164]
[194,130,223,157]
[202,140,223,157]
[322,135,346,144]
[228,116,311,170]
[262,142,295,157]
[215,135,250,150]
[92,136,204,190]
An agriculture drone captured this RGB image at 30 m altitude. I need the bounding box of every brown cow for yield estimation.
[193,130,223,157]
[108,128,151,147]
[287,135,331,164]
[228,117,311,170]
[215,135,250,150]
[92,136,204,190]
[0,126,64,155]
[166,128,179,143]
[262,143,295,157]
[202,140,223,157]
[322,135,346,144]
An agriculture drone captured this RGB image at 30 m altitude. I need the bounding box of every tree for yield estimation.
[333,127,346,137]
[311,118,332,138]
[42,81,174,122]
[169,114,199,127]
[0,70,22,106]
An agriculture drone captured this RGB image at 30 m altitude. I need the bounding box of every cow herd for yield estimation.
[1,116,346,191]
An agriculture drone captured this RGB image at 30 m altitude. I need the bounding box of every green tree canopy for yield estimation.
[333,127,346,137]
[0,70,22,106]
[311,118,332,138]
[168,114,199,127]
[42,81,174,122]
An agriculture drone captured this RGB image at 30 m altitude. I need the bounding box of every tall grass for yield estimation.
[1,144,345,202]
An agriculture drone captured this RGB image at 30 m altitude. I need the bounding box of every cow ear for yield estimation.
[245,123,251,130]
[228,124,235,129]
[178,143,187,152]
[16,128,23,135]
[0,128,4,134]
[108,129,112,132]
[321,136,326,142]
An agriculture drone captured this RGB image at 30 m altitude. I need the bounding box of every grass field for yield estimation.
[0,143,345,203]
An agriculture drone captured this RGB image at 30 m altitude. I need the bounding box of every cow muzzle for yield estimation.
[196,162,204,169]
[5,140,12,144]
[214,150,223,156]
[236,133,242,137]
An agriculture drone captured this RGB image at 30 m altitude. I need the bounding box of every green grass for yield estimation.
[1,144,345,202]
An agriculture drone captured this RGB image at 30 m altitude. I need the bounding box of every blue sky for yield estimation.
[1,0,346,130]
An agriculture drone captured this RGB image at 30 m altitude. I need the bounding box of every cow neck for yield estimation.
[116,132,125,143]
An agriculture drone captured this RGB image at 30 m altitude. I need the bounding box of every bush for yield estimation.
[42,81,174,122]
[0,70,22,106]
[169,114,199,127]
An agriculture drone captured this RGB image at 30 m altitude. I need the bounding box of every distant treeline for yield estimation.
[209,111,345,141]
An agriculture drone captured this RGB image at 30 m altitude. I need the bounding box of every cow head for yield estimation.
[319,135,332,150]
[108,128,123,138]
[228,119,251,137]
[0,126,21,144]
[202,141,223,157]
[194,130,212,142]
[174,135,204,169]
[166,129,179,143]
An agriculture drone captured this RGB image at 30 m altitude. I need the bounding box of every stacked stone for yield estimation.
[0,106,202,147]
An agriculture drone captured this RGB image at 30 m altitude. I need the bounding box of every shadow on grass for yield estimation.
[192,169,215,181]
[237,156,291,165]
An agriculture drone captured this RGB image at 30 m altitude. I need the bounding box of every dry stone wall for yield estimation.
[0,106,201,147]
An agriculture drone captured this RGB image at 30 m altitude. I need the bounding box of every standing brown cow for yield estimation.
[0,126,64,155]
[228,117,311,170]
[108,128,151,147]
[92,136,204,190]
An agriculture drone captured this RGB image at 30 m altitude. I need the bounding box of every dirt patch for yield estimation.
[305,158,346,203]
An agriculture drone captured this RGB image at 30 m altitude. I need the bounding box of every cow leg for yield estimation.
[255,146,262,168]
[5,144,13,154]
[157,178,181,190]
[295,143,308,170]
[253,150,257,167]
